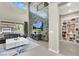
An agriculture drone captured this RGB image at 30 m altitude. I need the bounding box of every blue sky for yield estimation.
[13,2,27,10]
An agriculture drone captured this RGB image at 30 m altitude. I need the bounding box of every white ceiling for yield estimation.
[59,2,79,15]
[0,2,28,23]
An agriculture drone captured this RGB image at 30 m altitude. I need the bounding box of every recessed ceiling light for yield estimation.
[67,3,71,6]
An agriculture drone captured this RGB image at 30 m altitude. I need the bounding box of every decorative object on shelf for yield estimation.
[62,18,78,43]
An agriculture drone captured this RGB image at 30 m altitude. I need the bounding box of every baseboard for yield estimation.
[48,48,59,54]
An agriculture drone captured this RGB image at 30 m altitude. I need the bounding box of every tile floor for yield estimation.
[60,40,79,56]
[19,38,61,56]
[19,46,58,56]
[29,39,48,48]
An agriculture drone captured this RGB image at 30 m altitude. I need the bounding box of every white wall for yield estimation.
[49,3,59,53]
[59,2,79,30]
[0,2,29,23]
[61,12,79,23]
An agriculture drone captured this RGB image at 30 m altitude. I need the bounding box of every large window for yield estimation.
[13,2,28,10]
[16,24,24,34]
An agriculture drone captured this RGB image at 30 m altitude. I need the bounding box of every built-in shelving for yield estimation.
[61,14,79,44]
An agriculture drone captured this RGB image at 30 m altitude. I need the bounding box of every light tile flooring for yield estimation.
[19,46,58,56]
[19,39,61,56]
[29,39,48,48]
[60,40,79,56]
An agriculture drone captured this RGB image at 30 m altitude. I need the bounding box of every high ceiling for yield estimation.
[0,2,78,23]
[59,2,79,15]
[0,2,29,23]
[29,2,48,19]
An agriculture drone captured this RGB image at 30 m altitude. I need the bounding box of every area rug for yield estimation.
[0,38,39,56]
